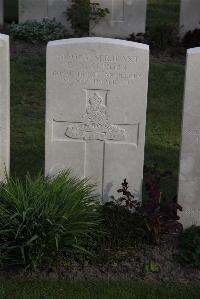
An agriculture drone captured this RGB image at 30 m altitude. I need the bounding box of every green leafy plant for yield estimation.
[177,225,200,269]
[107,168,183,246]
[9,19,67,43]
[0,171,101,269]
[142,165,183,244]
[67,0,109,36]
[144,261,160,273]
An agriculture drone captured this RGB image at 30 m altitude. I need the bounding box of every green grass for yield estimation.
[10,56,185,198]
[11,57,45,176]
[147,0,180,30]
[0,280,199,299]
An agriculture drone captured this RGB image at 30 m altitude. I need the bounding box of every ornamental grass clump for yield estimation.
[0,172,101,269]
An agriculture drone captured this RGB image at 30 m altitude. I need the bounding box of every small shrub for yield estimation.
[101,202,146,248]
[0,172,101,269]
[182,29,200,49]
[177,225,200,269]
[67,0,109,36]
[9,19,67,43]
[100,179,146,249]
[142,166,183,244]
[105,168,183,247]
[147,22,178,50]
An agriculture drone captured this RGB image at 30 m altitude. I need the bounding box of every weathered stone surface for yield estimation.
[19,0,71,29]
[48,0,71,28]
[0,0,3,26]
[19,0,47,23]
[180,0,200,37]
[178,47,200,228]
[90,0,147,38]
[46,37,149,201]
[0,34,10,180]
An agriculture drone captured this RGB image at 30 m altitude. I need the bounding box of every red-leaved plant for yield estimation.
[110,166,183,245]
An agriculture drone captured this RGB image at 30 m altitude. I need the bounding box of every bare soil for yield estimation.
[1,238,200,283]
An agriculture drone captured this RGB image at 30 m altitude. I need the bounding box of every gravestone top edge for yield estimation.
[187,47,200,55]
[47,37,149,51]
[0,34,9,41]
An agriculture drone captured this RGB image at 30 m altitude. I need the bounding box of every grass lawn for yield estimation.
[10,57,184,198]
[147,0,180,30]
[0,280,200,299]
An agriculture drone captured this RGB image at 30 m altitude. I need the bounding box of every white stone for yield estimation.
[19,0,71,29]
[19,0,47,23]
[48,0,71,28]
[0,0,3,26]
[180,0,200,37]
[178,47,200,228]
[0,34,10,180]
[45,37,149,201]
[90,0,147,38]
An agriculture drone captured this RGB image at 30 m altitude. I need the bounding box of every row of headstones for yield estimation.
[0,33,200,228]
[0,0,200,38]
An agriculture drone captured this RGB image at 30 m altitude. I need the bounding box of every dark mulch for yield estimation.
[1,238,200,283]
[10,40,46,58]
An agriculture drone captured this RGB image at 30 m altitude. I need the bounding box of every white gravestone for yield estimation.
[180,0,200,38]
[178,47,200,228]
[0,34,10,180]
[19,0,70,29]
[19,0,47,23]
[46,37,149,201]
[90,0,147,38]
[0,0,3,27]
[48,0,71,28]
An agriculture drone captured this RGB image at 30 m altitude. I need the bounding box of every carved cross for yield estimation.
[53,89,138,198]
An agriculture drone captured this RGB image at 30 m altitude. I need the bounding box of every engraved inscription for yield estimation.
[51,52,143,87]
[66,92,125,141]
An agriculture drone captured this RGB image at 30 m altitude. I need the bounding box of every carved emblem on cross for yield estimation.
[65,92,126,142]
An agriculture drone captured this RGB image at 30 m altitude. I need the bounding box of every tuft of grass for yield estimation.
[0,171,101,269]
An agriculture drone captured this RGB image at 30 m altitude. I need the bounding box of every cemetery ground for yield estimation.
[2,1,200,297]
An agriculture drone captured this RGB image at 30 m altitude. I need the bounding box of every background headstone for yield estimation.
[178,47,200,228]
[48,0,71,28]
[46,37,149,201]
[0,0,3,26]
[180,0,200,38]
[19,0,47,23]
[90,0,147,38]
[19,0,71,30]
[0,34,10,180]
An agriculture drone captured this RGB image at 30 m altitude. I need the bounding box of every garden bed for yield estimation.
[1,237,200,283]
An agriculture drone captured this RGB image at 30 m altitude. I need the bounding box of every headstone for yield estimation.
[19,0,71,30]
[19,0,47,23]
[0,34,10,180]
[90,0,147,38]
[180,0,200,38]
[48,0,71,28]
[0,0,3,27]
[178,47,200,228]
[46,37,149,201]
